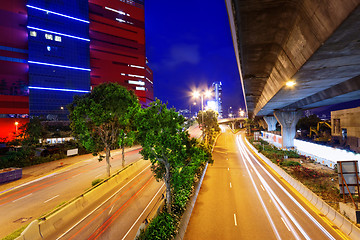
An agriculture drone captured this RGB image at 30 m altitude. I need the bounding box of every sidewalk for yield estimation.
[0,145,142,194]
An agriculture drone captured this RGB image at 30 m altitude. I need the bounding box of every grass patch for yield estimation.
[2,224,29,240]
[92,178,104,186]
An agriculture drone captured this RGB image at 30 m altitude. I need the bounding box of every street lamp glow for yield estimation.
[15,121,19,136]
[286,80,296,87]
[204,90,212,98]
[192,91,200,98]
[191,89,212,128]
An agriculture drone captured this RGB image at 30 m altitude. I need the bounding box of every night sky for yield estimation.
[145,1,245,114]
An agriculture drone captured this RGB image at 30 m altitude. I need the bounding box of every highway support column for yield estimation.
[263,116,277,131]
[274,110,302,149]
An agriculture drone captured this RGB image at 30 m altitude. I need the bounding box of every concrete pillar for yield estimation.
[263,116,277,131]
[274,110,303,149]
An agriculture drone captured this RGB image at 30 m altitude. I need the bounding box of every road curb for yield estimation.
[244,137,360,240]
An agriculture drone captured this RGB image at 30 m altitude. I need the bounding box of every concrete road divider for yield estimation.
[15,220,41,240]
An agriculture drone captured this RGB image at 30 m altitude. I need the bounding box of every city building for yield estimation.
[0,1,153,141]
[207,81,222,118]
[27,0,90,121]
[331,106,360,153]
[89,0,153,105]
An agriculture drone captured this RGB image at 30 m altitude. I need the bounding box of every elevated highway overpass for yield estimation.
[225,0,360,148]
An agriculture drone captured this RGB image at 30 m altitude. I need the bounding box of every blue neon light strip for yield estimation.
[0,45,28,54]
[27,5,89,23]
[29,86,90,93]
[28,61,91,71]
[27,26,90,42]
[0,56,27,63]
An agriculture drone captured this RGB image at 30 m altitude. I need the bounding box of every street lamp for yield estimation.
[286,80,296,87]
[240,110,245,117]
[192,90,212,127]
[239,108,245,117]
[14,121,19,136]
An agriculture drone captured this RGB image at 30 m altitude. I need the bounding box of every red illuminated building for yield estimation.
[89,0,153,106]
[0,1,29,141]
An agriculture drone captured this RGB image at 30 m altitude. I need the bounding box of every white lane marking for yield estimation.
[56,165,151,240]
[237,139,282,240]
[228,168,229,171]
[250,168,253,173]
[239,136,336,240]
[122,184,165,240]
[281,217,291,232]
[234,213,238,226]
[109,205,115,215]
[230,182,232,188]
[44,195,59,203]
[13,193,33,203]
[260,185,265,191]
[95,174,102,179]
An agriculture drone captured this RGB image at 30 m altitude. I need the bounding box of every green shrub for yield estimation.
[281,161,301,167]
[2,224,29,240]
[137,212,176,240]
[92,178,103,186]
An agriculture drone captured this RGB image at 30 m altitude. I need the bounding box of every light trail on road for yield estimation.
[55,164,165,240]
[236,134,340,240]
[0,147,143,239]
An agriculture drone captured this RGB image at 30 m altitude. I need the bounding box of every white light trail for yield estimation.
[239,136,336,240]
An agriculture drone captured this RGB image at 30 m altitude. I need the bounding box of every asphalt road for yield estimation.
[184,127,348,240]
[54,165,164,240]
[0,147,142,238]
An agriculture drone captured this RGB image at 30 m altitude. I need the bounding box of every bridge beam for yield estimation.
[263,116,277,131]
[274,110,302,149]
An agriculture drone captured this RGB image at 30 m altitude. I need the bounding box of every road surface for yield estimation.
[53,165,164,240]
[185,127,348,240]
[0,147,142,238]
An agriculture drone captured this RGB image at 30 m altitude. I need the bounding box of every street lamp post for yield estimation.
[14,121,19,136]
[192,90,211,128]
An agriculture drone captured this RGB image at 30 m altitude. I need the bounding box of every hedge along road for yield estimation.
[0,146,142,239]
[184,127,347,240]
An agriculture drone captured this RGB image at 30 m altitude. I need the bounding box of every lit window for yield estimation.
[47,46,51,51]
[129,80,145,86]
[128,74,145,78]
[30,31,37,37]
[116,18,126,23]
[136,87,146,91]
[45,34,53,40]
[55,36,62,42]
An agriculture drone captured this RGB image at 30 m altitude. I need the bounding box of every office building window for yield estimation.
[30,31,37,37]
[45,33,53,40]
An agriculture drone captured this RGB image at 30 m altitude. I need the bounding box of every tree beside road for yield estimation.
[68,82,140,177]
[137,99,212,239]
[196,109,221,144]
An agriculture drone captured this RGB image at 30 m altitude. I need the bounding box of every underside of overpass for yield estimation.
[225,0,360,118]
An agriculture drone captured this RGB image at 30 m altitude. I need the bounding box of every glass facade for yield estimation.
[27,0,90,120]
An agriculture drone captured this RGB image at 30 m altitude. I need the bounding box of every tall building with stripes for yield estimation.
[0,0,153,140]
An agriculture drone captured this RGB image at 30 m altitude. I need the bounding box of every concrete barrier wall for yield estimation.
[19,159,148,240]
[245,137,360,239]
